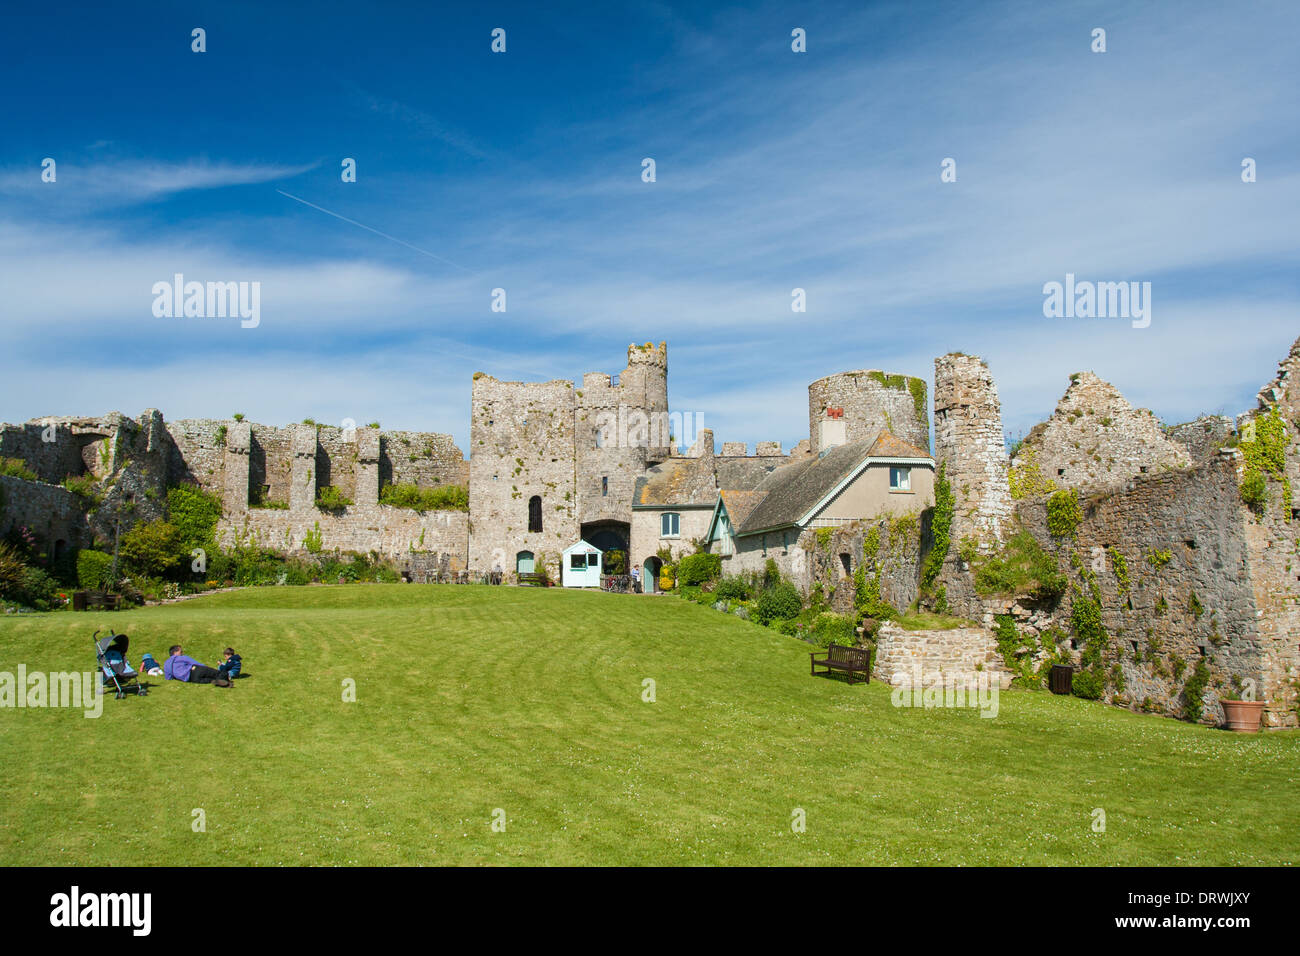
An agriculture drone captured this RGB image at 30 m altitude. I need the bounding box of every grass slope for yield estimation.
[0,584,1296,866]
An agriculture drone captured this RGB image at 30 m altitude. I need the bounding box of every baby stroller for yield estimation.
[94,630,148,699]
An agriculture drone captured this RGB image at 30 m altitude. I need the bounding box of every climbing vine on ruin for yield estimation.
[1046,489,1082,538]
[921,463,953,591]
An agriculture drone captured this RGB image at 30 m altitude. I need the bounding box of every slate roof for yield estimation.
[734,431,933,535]
[718,489,764,530]
[866,431,930,459]
[633,454,777,507]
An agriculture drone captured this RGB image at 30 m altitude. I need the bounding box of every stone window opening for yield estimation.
[1197,645,1207,656]
[839,553,852,577]
[595,428,605,448]
[761,535,767,557]
[1139,466,1149,474]
[1130,640,1139,653]
[1057,468,1065,477]
[602,476,608,497]
[528,495,543,533]
[1070,639,1080,651]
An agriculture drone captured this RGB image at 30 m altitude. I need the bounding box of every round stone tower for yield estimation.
[807,369,929,454]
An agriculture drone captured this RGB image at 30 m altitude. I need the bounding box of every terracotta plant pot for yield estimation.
[1221,699,1266,733]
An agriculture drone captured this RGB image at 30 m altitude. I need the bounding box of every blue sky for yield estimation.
[1,0,1296,453]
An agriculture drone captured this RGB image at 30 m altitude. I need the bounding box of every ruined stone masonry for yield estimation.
[4,333,1298,729]
[933,353,1014,551]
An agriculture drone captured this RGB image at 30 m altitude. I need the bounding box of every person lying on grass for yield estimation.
[163,645,233,687]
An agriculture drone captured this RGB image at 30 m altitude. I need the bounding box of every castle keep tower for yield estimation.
[467,343,670,575]
[807,370,929,454]
[933,353,1013,550]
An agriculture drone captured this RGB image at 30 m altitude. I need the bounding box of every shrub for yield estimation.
[714,576,751,601]
[602,549,627,575]
[119,520,185,578]
[379,483,469,511]
[61,475,103,509]
[972,530,1066,601]
[0,457,38,481]
[0,542,25,596]
[755,581,802,625]
[1182,659,1211,722]
[1071,668,1105,700]
[1239,471,1267,514]
[676,552,721,587]
[13,565,60,610]
[810,612,857,647]
[76,549,115,590]
[315,486,353,511]
[167,484,223,552]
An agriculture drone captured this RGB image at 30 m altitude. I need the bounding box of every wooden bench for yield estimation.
[517,572,546,587]
[75,590,121,611]
[810,643,872,684]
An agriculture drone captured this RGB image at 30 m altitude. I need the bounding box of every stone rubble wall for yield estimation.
[1013,371,1190,493]
[1167,415,1233,461]
[0,474,90,558]
[218,506,468,568]
[873,622,1012,688]
[1017,454,1274,725]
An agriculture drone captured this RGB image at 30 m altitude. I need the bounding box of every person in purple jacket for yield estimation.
[163,645,233,687]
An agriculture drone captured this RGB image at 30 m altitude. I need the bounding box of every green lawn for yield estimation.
[1,584,1296,866]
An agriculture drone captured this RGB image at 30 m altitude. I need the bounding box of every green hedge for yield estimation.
[676,553,722,586]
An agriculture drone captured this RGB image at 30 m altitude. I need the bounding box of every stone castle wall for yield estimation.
[933,353,1014,552]
[1016,454,1284,724]
[1167,415,1233,461]
[0,474,91,559]
[218,506,468,570]
[807,370,929,454]
[468,375,580,574]
[1013,371,1190,492]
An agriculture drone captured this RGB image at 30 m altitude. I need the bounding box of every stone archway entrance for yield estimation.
[642,556,663,593]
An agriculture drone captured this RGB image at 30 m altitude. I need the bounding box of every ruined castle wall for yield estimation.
[468,375,579,573]
[1,419,118,483]
[218,506,468,569]
[1239,335,1300,726]
[933,353,1013,550]
[801,517,923,614]
[0,475,91,556]
[808,370,929,454]
[574,344,670,534]
[249,426,295,507]
[1018,456,1266,724]
[380,431,466,490]
[1168,416,1233,461]
[166,419,229,492]
[1014,372,1190,492]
